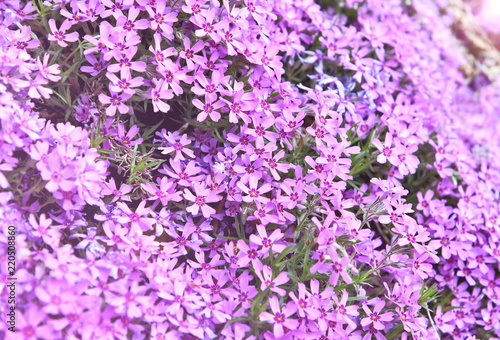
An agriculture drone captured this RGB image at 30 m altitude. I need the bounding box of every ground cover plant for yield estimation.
[1,0,500,339]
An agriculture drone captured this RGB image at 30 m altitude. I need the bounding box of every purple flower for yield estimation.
[192,9,228,43]
[373,133,397,165]
[8,306,53,340]
[158,62,190,96]
[81,52,108,76]
[193,97,225,122]
[289,282,321,320]
[333,290,359,329]
[361,299,393,330]
[48,19,78,47]
[157,130,195,161]
[237,175,272,204]
[187,252,224,279]
[184,183,222,218]
[146,2,178,37]
[107,68,144,95]
[157,280,202,315]
[38,154,75,193]
[141,177,182,207]
[236,239,262,268]
[98,91,132,116]
[164,224,202,255]
[249,224,286,253]
[116,201,154,236]
[116,7,150,32]
[411,253,434,280]
[116,123,143,147]
[149,34,177,66]
[254,262,289,296]
[16,75,53,99]
[107,46,147,73]
[259,296,298,338]
[416,189,434,215]
[179,37,206,71]
[160,159,205,186]
[36,55,61,82]
[148,79,174,113]
[327,247,352,286]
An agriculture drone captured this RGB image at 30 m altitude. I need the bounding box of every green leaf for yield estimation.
[268,242,274,267]
[437,291,454,307]
[135,160,165,172]
[224,317,250,329]
[251,286,271,316]
[60,60,83,83]
[53,88,69,105]
[346,122,360,142]
[93,136,110,148]
[385,324,404,340]
[442,305,463,313]
[214,234,239,240]
[128,176,155,185]
[131,144,139,172]
[418,281,439,306]
[142,119,164,141]
[32,0,42,16]
[347,295,368,302]
[97,149,121,154]
[97,155,118,161]
[134,154,153,170]
[274,245,294,264]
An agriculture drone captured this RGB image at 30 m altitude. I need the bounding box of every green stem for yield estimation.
[61,43,83,66]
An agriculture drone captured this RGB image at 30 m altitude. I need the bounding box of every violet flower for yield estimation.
[48,19,79,47]
[259,296,298,338]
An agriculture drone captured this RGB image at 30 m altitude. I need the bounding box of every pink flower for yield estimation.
[116,123,142,147]
[236,239,262,268]
[411,253,434,280]
[81,52,108,76]
[187,252,224,279]
[237,175,273,204]
[98,91,132,116]
[327,247,352,286]
[106,68,144,95]
[254,262,290,296]
[36,54,61,82]
[158,131,195,161]
[373,133,397,165]
[16,75,53,99]
[116,7,150,32]
[361,300,393,330]
[191,9,228,43]
[148,79,174,113]
[179,37,206,70]
[116,201,154,236]
[193,98,225,122]
[141,177,182,207]
[101,177,133,203]
[289,282,321,320]
[48,19,78,47]
[184,183,222,218]
[35,279,76,315]
[259,296,298,338]
[6,306,54,340]
[249,224,286,253]
[333,290,359,329]
[160,159,205,186]
[146,1,178,37]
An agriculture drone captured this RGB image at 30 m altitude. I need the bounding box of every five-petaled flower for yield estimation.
[48,19,79,47]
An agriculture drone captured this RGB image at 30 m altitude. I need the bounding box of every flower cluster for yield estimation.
[1,0,500,339]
